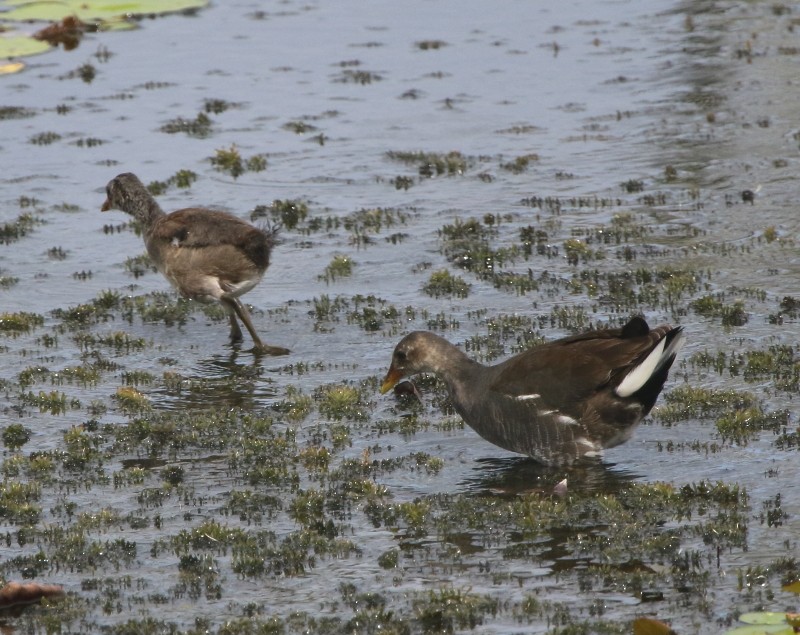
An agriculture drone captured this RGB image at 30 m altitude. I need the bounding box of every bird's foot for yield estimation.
[251,343,290,356]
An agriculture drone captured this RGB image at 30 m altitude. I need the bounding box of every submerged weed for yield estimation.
[387,150,469,176]
[319,255,354,284]
[160,112,213,137]
[251,199,309,229]
[423,269,471,299]
[2,424,31,451]
[0,311,45,335]
[315,383,371,422]
[0,213,42,245]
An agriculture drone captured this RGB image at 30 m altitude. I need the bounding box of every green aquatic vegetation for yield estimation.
[546,305,590,332]
[0,310,45,334]
[172,169,198,188]
[621,178,645,193]
[29,131,61,145]
[0,212,44,245]
[563,237,603,264]
[715,407,789,446]
[347,304,400,332]
[0,105,36,120]
[160,111,212,137]
[124,253,155,277]
[289,488,326,526]
[211,144,244,178]
[233,436,299,488]
[311,293,347,323]
[62,425,104,470]
[415,586,498,631]
[440,216,492,243]
[343,206,408,235]
[251,198,309,229]
[52,301,113,328]
[147,171,198,195]
[50,533,137,573]
[18,365,50,388]
[0,274,19,289]
[74,331,148,352]
[246,154,267,172]
[423,269,471,299]
[271,386,313,423]
[210,144,265,178]
[519,225,550,258]
[20,389,80,415]
[335,69,383,84]
[203,98,235,113]
[121,370,154,386]
[298,445,331,473]
[282,120,318,134]
[0,480,42,525]
[47,245,68,260]
[386,150,469,176]
[73,136,104,147]
[500,153,539,173]
[119,292,193,327]
[2,424,31,451]
[416,39,448,50]
[113,387,151,414]
[51,364,102,386]
[222,489,283,524]
[492,271,538,295]
[319,254,354,283]
[654,385,759,424]
[112,466,147,488]
[392,174,414,190]
[160,465,184,487]
[690,295,748,326]
[315,383,371,422]
[377,548,399,569]
[175,552,221,600]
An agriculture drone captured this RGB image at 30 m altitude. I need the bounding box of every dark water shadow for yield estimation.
[460,456,641,498]
[151,349,281,411]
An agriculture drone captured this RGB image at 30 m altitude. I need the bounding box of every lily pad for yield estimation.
[723,626,793,635]
[0,33,51,59]
[739,613,793,625]
[0,0,209,23]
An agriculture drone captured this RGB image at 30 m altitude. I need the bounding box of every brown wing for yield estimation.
[490,318,665,410]
[149,209,273,270]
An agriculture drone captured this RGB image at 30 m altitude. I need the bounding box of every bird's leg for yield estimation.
[221,299,243,344]
[224,297,290,356]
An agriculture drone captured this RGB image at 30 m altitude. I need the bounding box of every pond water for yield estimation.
[0,0,799,633]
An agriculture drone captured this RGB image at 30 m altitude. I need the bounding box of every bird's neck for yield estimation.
[131,198,165,227]
[435,344,485,399]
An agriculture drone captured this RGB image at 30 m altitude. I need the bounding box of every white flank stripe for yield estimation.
[616,338,666,397]
[516,393,540,401]
[556,414,578,425]
[616,330,685,398]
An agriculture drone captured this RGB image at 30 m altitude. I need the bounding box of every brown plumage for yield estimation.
[380,316,684,465]
[101,172,289,355]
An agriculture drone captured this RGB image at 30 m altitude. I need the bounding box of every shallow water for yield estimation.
[1,0,799,633]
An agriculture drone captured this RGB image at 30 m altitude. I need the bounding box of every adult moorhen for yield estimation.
[381,316,684,465]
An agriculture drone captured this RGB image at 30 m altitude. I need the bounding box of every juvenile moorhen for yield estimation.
[101,172,289,355]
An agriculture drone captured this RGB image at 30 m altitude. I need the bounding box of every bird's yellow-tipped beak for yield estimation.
[380,367,403,394]
[101,198,111,212]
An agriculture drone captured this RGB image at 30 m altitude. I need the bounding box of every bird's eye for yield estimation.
[395,350,407,363]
